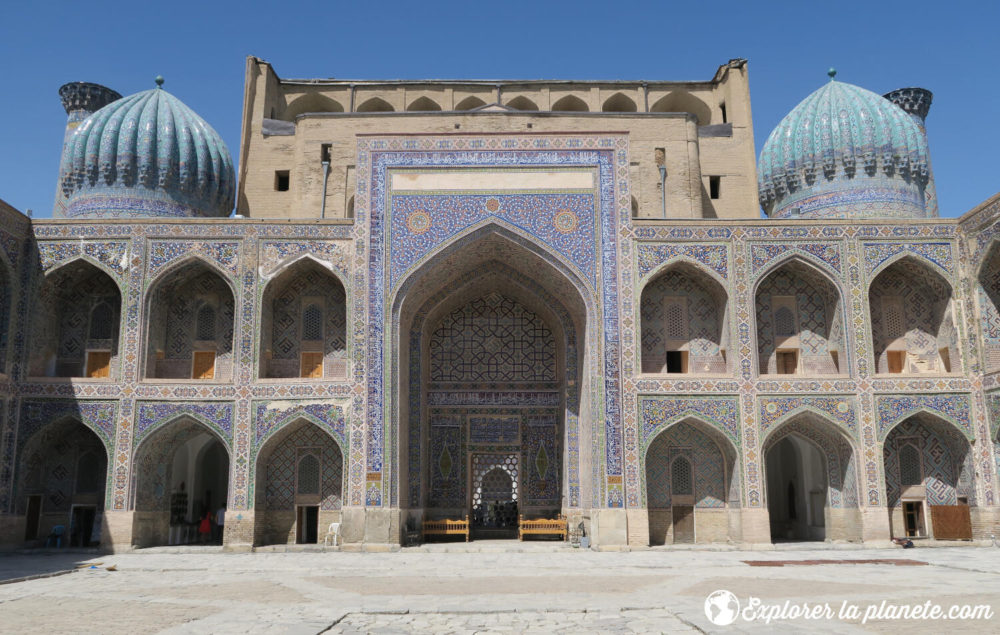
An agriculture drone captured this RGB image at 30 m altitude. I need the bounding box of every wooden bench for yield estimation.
[422,515,470,542]
[519,514,567,541]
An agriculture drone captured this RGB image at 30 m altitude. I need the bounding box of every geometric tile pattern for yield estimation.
[644,420,729,509]
[875,394,972,441]
[882,415,973,506]
[258,422,343,511]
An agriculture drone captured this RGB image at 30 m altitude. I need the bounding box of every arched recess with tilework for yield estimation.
[869,255,958,375]
[143,257,236,382]
[976,240,1000,372]
[642,417,740,545]
[753,257,846,376]
[258,257,348,381]
[28,259,121,380]
[882,411,976,540]
[130,415,230,548]
[390,224,594,535]
[15,417,108,547]
[0,255,10,374]
[639,260,730,375]
[253,418,344,546]
[761,411,862,542]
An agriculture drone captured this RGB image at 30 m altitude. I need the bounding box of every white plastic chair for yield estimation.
[324,522,340,547]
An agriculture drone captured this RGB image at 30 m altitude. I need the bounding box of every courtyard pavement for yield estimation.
[0,542,998,633]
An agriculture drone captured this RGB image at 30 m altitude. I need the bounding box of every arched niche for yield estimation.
[650,91,712,126]
[29,260,121,379]
[253,418,344,546]
[869,256,957,375]
[259,258,347,380]
[762,412,861,542]
[640,261,729,375]
[283,93,344,119]
[17,418,108,546]
[406,96,442,112]
[505,96,539,111]
[356,97,395,113]
[131,416,230,547]
[551,95,589,112]
[755,259,845,376]
[602,92,637,112]
[392,227,593,531]
[455,96,487,110]
[144,259,235,381]
[643,417,740,545]
[882,412,975,540]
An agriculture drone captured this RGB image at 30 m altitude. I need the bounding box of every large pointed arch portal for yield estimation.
[358,135,629,540]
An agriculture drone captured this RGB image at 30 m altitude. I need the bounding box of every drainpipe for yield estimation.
[320,158,330,219]
[658,164,667,219]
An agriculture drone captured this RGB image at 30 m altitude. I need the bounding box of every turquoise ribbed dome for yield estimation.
[758,75,932,219]
[60,80,235,218]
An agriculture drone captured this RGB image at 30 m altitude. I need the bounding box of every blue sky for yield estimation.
[0,0,995,218]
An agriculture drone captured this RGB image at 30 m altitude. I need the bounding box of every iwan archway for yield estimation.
[391,226,594,537]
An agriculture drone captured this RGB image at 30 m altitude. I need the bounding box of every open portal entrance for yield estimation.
[296,505,319,544]
[471,454,519,538]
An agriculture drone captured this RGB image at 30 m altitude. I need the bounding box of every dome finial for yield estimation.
[827,68,837,81]
[155,75,164,88]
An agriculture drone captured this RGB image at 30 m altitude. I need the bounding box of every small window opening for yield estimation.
[665,350,688,374]
[720,102,727,123]
[938,348,951,373]
[709,176,721,200]
[887,351,906,374]
[776,350,798,375]
[321,144,331,163]
[275,170,290,192]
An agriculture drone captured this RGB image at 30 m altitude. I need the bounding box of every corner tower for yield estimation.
[758,70,933,220]
[53,82,122,217]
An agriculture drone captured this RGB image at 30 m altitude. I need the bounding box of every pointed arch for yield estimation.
[602,92,637,112]
[455,95,487,110]
[144,257,236,381]
[356,97,395,113]
[406,96,442,112]
[650,91,712,126]
[259,256,348,380]
[976,240,1000,370]
[283,93,344,119]
[29,258,122,378]
[869,254,957,375]
[505,95,538,111]
[754,256,847,376]
[639,259,730,375]
[551,94,589,112]
[252,417,346,546]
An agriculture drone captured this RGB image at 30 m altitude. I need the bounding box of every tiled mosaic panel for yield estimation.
[640,264,726,373]
[429,293,555,382]
[30,263,120,378]
[762,414,859,509]
[364,139,625,508]
[146,263,235,380]
[882,415,974,506]
[644,421,728,509]
[428,417,465,507]
[869,258,956,374]
[755,263,843,374]
[262,260,347,376]
[15,419,106,514]
[977,246,1000,370]
[259,423,343,511]
[875,394,972,441]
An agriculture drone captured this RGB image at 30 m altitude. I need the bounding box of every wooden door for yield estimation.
[672,505,694,543]
[192,351,216,379]
[85,351,111,378]
[300,352,324,378]
[929,505,972,540]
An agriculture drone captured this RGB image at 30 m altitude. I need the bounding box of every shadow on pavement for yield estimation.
[0,550,103,583]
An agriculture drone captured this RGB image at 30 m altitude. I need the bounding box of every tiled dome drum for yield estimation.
[60,78,235,218]
[758,72,932,219]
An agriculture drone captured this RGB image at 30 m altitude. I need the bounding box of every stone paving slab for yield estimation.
[0,545,997,633]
